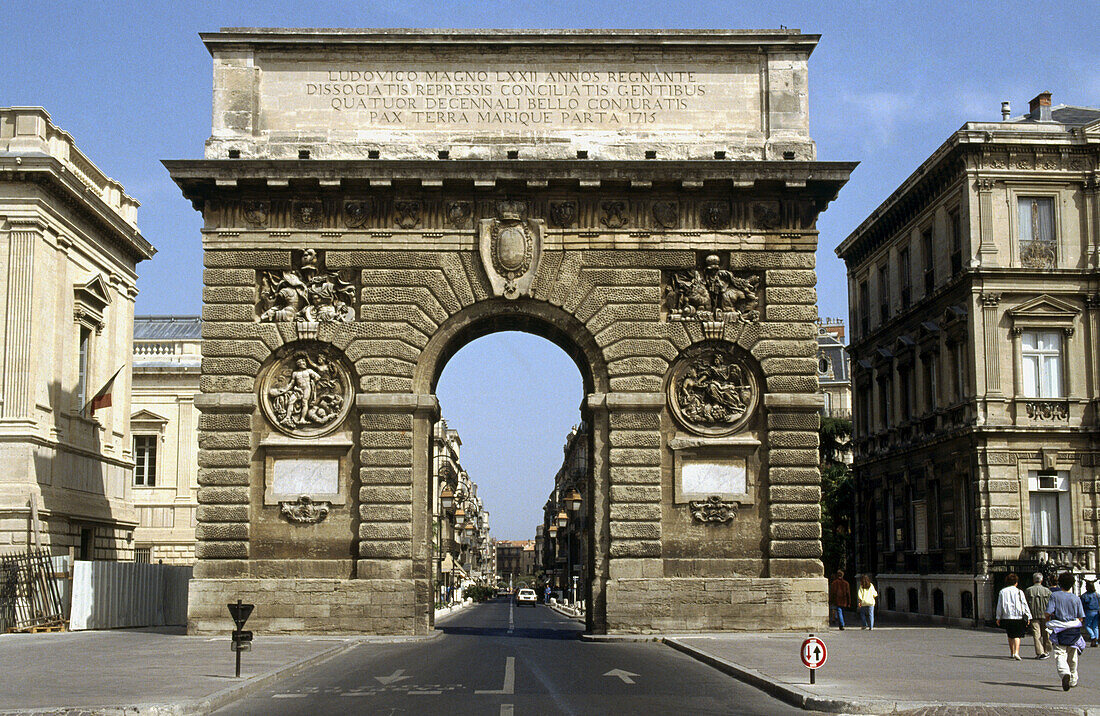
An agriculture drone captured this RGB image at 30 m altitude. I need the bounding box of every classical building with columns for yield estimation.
[0,107,155,558]
[837,93,1099,622]
[130,316,202,564]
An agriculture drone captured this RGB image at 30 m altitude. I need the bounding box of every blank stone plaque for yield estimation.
[272,458,339,496]
[680,458,746,500]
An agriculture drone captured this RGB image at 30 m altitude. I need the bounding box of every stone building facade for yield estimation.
[167,28,853,635]
[495,539,537,586]
[0,108,155,558]
[431,420,492,596]
[541,423,590,600]
[130,316,202,564]
[837,94,1100,621]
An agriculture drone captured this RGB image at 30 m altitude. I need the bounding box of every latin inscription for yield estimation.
[306,70,704,125]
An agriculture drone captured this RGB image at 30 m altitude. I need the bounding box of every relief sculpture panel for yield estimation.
[259,346,353,438]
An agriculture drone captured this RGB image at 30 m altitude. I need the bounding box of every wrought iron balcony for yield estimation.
[1023,546,1098,572]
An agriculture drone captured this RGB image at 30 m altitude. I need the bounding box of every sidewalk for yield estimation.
[0,627,423,715]
[666,617,1100,715]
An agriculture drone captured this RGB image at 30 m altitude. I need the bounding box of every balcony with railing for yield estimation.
[1023,546,1098,573]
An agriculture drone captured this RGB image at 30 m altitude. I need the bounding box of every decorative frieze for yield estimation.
[1024,400,1068,421]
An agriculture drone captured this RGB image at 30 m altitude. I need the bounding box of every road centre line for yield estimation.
[501,705,514,716]
[508,599,515,633]
[476,656,516,694]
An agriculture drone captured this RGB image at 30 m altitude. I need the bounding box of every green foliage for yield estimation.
[819,416,853,575]
[462,584,496,602]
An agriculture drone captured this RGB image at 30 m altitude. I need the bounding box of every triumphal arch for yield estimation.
[167,28,854,635]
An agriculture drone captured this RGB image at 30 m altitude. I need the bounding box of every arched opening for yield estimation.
[907,587,919,613]
[415,299,609,634]
[933,588,944,616]
[960,590,974,619]
[886,587,897,611]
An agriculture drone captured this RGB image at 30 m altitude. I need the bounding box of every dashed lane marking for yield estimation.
[476,656,516,695]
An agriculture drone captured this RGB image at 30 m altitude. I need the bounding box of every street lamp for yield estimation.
[565,488,582,513]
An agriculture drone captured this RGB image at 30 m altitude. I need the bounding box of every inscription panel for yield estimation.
[272,457,339,496]
[679,457,748,501]
[258,60,762,134]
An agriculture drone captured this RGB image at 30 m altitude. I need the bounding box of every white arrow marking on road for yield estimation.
[375,669,412,685]
[603,669,639,684]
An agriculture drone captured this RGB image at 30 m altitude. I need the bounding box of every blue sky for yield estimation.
[5,1,1094,538]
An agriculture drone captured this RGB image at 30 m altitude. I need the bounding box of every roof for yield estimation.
[134,316,202,340]
[1008,104,1100,127]
[818,332,850,383]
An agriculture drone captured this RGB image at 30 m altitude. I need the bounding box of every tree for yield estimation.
[819,417,853,576]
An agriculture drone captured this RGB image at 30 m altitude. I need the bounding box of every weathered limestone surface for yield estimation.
[169,28,853,636]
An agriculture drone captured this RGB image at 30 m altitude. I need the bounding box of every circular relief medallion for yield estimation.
[259,347,353,438]
[668,346,758,436]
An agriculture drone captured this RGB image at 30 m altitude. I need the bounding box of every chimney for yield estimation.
[1028,91,1052,122]
[1001,101,1011,121]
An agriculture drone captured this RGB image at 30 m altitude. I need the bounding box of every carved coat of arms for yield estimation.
[446,201,473,229]
[549,201,577,228]
[652,201,679,229]
[243,200,269,227]
[343,199,375,229]
[293,201,324,229]
[478,201,543,299]
[700,201,731,230]
[394,201,421,229]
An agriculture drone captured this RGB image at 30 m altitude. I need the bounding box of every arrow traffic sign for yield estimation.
[800,636,827,669]
[375,669,412,685]
[603,669,639,684]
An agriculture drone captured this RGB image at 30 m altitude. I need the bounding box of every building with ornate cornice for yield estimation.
[0,108,155,558]
[837,93,1099,622]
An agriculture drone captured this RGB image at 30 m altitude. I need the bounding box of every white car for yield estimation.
[515,588,538,607]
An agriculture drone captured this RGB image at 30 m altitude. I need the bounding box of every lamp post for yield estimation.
[565,488,583,606]
[555,509,569,601]
[438,483,454,605]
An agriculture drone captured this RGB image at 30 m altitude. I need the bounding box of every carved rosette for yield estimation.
[478,201,543,299]
[668,344,758,436]
[689,495,737,524]
[280,495,331,524]
[259,345,353,438]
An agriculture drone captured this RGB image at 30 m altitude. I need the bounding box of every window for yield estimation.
[1017,197,1056,268]
[1020,331,1063,398]
[885,488,896,551]
[878,264,890,323]
[1029,470,1071,546]
[858,280,870,336]
[898,366,912,421]
[898,247,911,310]
[878,377,892,429]
[134,547,152,564]
[949,343,966,401]
[955,477,971,548]
[76,327,91,410]
[949,210,962,275]
[134,435,157,486]
[922,228,935,295]
[922,355,938,412]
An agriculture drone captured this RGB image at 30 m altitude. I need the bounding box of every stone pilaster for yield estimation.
[976,178,998,265]
[1,219,40,423]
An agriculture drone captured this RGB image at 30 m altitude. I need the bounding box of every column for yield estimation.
[976,178,998,266]
[1,219,40,423]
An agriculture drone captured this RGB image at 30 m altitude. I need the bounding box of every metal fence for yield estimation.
[69,560,191,630]
[0,549,66,632]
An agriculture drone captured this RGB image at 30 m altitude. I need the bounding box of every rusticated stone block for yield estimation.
[609,375,662,392]
[358,432,413,449]
[202,357,262,375]
[729,251,814,270]
[768,448,819,467]
[198,432,250,450]
[203,268,256,286]
[764,269,816,286]
[610,412,660,430]
[609,540,662,557]
[196,540,249,559]
[770,485,821,503]
[765,376,818,393]
[760,357,818,375]
[610,503,661,522]
[610,466,662,485]
[198,449,251,469]
[767,413,820,431]
[610,522,661,540]
[768,503,821,521]
[359,540,412,558]
[202,285,257,303]
[766,287,817,305]
[609,448,661,467]
[604,338,679,363]
[197,486,250,504]
[196,523,250,541]
[768,467,820,484]
[610,430,660,448]
[769,522,821,539]
[204,250,291,268]
[769,539,823,557]
[203,339,270,362]
[359,413,413,431]
[199,375,254,393]
[764,304,818,322]
[610,485,662,503]
[197,468,251,486]
[751,340,816,359]
[608,356,670,377]
[202,304,257,322]
[360,504,413,522]
[361,448,414,467]
[197,505,249,523]
[358,467,413,486]
[759,323,818,340]
[358,523,412,540]
[769,559,825,578]
[359,486,412,504]
[767,431,819,449]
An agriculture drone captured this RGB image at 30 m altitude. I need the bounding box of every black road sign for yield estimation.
[232,630,253,642]
[227,600,254,630]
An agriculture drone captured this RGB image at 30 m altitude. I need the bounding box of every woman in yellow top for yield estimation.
[858,574,878,630]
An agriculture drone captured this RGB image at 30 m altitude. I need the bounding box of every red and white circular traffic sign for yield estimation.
[800,636,827,669]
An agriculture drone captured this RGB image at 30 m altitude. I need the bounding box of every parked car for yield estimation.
[515,588,538,607]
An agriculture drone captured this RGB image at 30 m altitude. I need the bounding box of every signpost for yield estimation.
[228,599,255,678]
[800,634,827,684]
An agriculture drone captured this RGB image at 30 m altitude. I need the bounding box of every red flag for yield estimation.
[84,366,124,415]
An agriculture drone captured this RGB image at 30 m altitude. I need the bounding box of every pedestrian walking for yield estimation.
[857,574,877,630]
[829,570,851,630]
[1047,572,1086,691]
[995,573,1032,660]
[1024,572,1052,659]
[1081,579,1099,647]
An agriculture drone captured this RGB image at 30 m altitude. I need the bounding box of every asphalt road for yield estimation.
[214,598,813,715]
